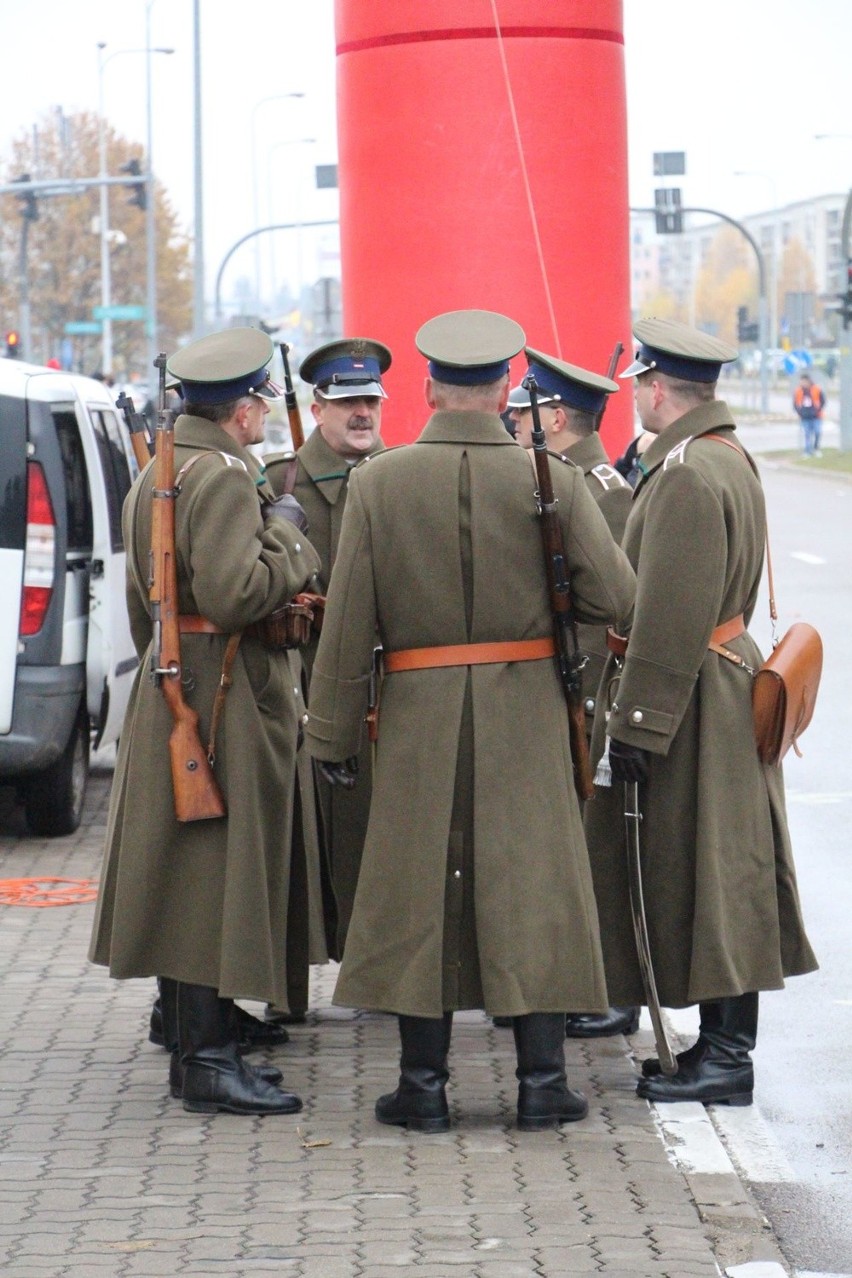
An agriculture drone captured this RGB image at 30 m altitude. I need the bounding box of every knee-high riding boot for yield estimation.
[513,1013,588,1130]
[641,999,724,1078]
[637,992,758,1106]
[177,983,301,1116]
[375,1013,452,1133]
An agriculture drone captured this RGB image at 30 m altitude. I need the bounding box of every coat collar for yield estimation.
[562,432,610,474]
[635,400,737,491]
[298,426,385,506]
[174,413,276,500]
[418,410,519,445]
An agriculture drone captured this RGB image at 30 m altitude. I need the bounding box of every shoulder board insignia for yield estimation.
[662,437,694,470]
[590,462,629,490]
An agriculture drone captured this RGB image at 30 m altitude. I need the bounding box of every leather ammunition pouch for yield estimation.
[245,593,325,650]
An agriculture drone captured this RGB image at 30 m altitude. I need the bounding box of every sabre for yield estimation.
[624,780,677,1076]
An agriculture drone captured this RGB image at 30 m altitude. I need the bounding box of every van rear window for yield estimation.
[0,392,27,549]
[52,409,93,552]
[89,408,133,552]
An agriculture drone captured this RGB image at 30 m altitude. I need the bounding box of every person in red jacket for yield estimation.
[793,372,825,457]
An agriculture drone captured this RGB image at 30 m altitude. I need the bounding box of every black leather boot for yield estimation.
[150,993,289,1052]
[641,1000,723,1078]
[636,993,758,1106]
[177,983,302,1116]
[375,1013,452,1133]
[565,1006,640,1038]
[514,1013,588,1130]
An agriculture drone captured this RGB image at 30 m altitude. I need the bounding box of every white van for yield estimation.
[0,357,139,834]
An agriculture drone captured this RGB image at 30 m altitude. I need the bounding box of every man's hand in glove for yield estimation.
[608,737,650,784]
[317,757,359,789]
[261,493,309,534]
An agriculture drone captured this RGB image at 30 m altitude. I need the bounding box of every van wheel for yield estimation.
[24,706,91,837]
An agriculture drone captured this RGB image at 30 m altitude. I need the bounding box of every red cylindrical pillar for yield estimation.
[334,1,632,455]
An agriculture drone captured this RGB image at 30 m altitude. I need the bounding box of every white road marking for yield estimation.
[726,1264,789,1277]
[790,552,827,564]
[709,1105,797,1184]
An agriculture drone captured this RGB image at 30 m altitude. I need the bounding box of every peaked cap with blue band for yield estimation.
[415,309,525,385]
[300,337,391,399]
[166,327,281,406]
[620,318,738,384]
[515,348,619,415]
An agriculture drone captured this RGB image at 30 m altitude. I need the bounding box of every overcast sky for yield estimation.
[2,0,851,313]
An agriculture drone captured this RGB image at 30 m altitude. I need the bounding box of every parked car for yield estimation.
[0,357,139,835]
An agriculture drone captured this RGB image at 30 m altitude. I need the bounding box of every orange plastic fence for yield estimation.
[0,878,99,906]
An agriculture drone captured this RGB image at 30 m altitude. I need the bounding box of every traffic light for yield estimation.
[121,158,146,210]
[736,306,759,343]
[13,173,38,222]
[654,187,682,234]
[6,330,22,358]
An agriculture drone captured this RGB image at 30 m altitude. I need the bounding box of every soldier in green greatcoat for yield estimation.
[584,319,818,1107]
[89,329,327,1116]
[304,310,636,1132]
[511,350,640,1042]
[265,337,391,962]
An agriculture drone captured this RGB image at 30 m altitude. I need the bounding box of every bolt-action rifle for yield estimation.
[279,343,305,450]
[116,389,153,469]
[592,341,625,432]
[148,352,226,822]
[524,371,595,802]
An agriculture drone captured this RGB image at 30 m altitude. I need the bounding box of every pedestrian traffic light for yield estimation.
[121,158,147,210]
[6,330,22,358]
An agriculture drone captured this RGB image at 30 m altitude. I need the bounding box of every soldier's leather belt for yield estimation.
[606,614,746,658]
[383,637,556,673]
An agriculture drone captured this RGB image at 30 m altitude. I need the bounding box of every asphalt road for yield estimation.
[669,454,852,1277]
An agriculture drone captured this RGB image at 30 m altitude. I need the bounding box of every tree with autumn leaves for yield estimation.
[0,110,191,378]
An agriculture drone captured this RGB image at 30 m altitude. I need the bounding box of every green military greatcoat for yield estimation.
[89,415,327,1008]
[561,433,633,735]
[267,426,385,954]
[305,410,636,1018]
[584,401,817,1008]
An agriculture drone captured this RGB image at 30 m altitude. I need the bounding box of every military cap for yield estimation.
[166,327,281,406]
[300,337,391,400]
[621,318,738,384]
[516,348,619,415]
[415,309,525,385]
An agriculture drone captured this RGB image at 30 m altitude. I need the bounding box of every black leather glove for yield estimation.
[608,737,650,784]
[317,757,359,789]
[261,493,309,534]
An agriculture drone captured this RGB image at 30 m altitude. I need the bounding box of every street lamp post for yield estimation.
[250,94,305,311]
[814,135,852,451]
[266,137,316,314]
[97,39,173,380]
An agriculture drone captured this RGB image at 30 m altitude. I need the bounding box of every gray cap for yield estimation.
[416,309,525,386]
[508,383,556,409]
[166,328,281,405]
[621,318,738,384]
[300,337,392,400]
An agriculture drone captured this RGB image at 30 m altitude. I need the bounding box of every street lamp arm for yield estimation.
[214,220,338,321]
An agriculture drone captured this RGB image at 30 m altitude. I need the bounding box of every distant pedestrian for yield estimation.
[793,372,825,457]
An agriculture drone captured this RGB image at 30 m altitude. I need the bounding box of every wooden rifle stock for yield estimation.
[592,341,625,433]
[149,353,226,822]
[116,389,153,470]
[524,373,595,802]
[279,343,305,450]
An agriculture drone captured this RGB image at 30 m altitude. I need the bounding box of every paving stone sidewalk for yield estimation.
[0,761,777,1278]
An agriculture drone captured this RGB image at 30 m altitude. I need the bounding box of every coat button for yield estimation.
[584,697,595,713]
[631,709,644,724]
[294,542,301,552]
[302,713,309,724]
[453,870,461,879]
